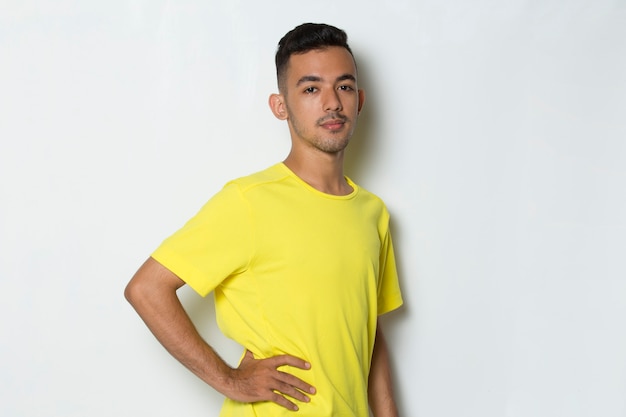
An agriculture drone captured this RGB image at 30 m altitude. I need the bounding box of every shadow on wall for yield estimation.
[346,53,411,417]
[344,53,379,182]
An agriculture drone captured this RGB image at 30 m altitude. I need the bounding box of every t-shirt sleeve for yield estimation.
[377,227,403,315]
[151,182,253,297]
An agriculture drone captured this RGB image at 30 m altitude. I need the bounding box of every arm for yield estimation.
[368,322,399,417]
[124,257,315,411]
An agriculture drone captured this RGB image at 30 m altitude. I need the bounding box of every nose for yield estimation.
[323,90,342,112]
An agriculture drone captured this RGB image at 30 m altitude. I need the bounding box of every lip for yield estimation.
[320,119,346,130]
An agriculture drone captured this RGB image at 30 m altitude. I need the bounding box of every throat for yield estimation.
[282,158,353,196]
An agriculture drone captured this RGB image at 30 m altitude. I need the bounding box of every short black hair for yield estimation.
[275,23,354,90]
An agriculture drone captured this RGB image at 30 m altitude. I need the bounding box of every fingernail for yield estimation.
[309,387,316,394]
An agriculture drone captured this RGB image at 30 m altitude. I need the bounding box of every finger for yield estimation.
[270,391,300,412]
[273,378,312,403]
[268,354,312,370]
[277,370,316,395]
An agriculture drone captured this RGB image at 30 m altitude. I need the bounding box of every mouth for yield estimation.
[321,120,345,130]
[319,115,348,131]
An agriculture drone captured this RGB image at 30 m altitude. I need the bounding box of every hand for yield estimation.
[227,350,316,411]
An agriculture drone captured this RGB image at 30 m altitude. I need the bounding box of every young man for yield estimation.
[125,23,403,417]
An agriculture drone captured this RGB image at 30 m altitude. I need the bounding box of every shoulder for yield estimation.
[351,180,389,208]
[349,180,392,224]
[225,163,289,193]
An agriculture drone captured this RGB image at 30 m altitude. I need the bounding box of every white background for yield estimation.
[1,1,625,416]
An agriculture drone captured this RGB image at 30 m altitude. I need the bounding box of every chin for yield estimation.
[317,139,350,154]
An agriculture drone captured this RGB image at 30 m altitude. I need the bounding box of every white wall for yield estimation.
[1,1,625,416]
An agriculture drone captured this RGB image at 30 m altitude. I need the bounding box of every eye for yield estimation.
[304,86,317,94]
[339,85,354,91]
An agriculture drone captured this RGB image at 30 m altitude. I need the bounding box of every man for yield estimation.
[125,23,403,417]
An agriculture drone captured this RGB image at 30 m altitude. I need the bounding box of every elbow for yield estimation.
[124,280,136,305]
[124,258,155,306]
[124,275,145,308]
[124,257,184,311]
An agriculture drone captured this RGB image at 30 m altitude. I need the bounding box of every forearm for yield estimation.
[368,324,399,417]
[125,258,235,397]
[126,257,315,410]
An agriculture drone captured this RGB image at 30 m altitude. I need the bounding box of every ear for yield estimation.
[357,89,366,115]
[269,93,288,120]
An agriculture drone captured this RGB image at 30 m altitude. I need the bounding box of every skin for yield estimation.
[125,46,398,416]
[269,46,365,195]
[369,326,400,417]
[125,258,315,411]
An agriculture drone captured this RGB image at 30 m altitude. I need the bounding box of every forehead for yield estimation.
[285,46,357,83]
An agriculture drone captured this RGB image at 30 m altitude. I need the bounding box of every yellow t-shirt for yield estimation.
[152,163,403,416]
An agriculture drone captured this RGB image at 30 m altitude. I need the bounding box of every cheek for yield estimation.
[288,100,317,120]
[341,94,359,110]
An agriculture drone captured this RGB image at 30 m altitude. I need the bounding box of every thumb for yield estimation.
[243,349,255,361]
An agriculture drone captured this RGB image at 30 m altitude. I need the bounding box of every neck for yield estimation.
[283,150,352,196]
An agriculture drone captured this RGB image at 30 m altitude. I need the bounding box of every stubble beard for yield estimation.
[317,135,351,153]
[290,112,353,154]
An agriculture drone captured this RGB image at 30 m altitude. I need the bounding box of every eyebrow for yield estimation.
[296,73,356,86]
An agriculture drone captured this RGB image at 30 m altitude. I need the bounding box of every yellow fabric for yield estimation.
[152,163,403,417]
